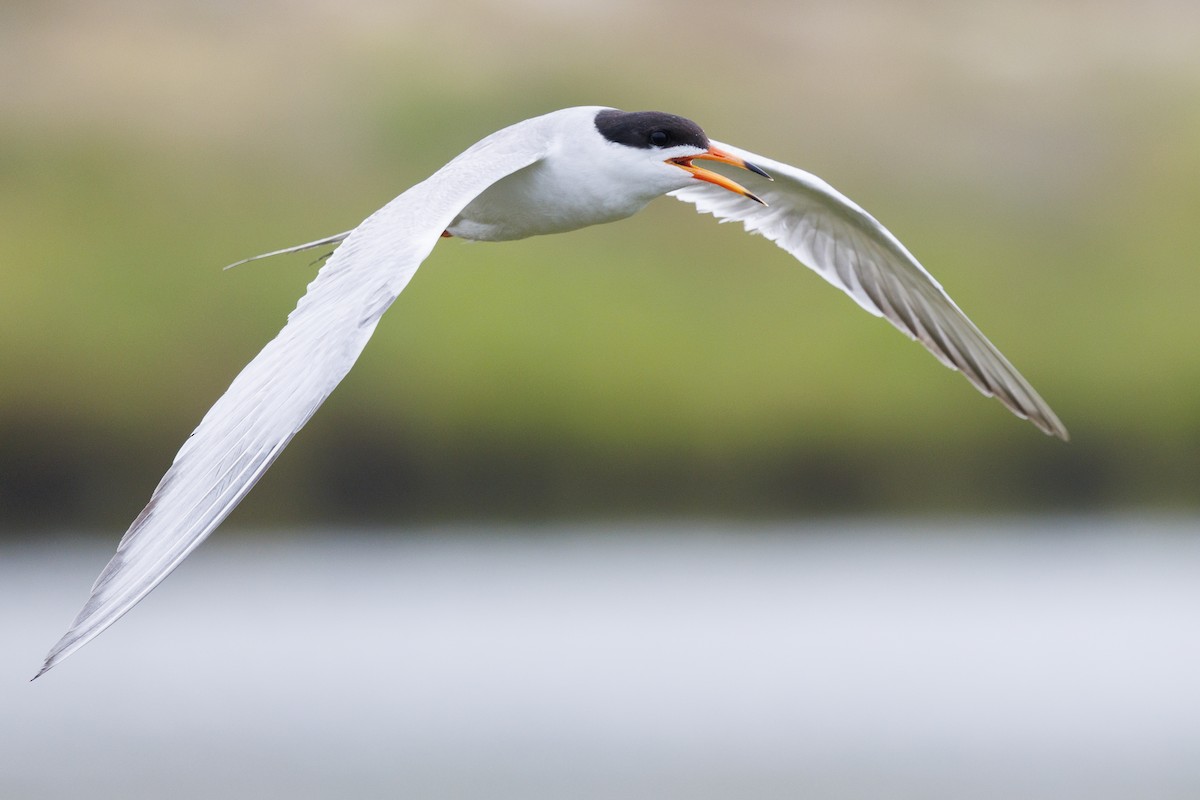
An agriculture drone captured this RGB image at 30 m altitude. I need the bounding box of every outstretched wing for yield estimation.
[669,140,1067,440]
[36,117,554,678]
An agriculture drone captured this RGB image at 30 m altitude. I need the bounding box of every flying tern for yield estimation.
[36,106,1067,678]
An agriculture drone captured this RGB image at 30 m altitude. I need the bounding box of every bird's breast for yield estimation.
[445,158,656,242]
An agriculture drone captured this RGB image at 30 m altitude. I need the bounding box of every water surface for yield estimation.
[4,517,1199,799]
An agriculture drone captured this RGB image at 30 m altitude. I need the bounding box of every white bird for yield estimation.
[36,106,1067,678]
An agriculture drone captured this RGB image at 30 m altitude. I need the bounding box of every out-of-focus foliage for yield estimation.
[3,0,1198,526]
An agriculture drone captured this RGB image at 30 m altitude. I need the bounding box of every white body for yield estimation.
[447,107,694,240]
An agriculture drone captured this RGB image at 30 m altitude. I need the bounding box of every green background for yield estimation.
[3,0,1198,528]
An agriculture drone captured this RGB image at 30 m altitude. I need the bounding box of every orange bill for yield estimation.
[666,146,772,205]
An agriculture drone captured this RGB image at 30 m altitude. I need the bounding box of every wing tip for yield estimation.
[31,635,73,681]
[1033,410,1070,442]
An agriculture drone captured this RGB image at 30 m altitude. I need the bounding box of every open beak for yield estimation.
[667,146,772,205]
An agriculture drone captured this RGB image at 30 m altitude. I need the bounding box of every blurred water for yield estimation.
[3,517,1199,799]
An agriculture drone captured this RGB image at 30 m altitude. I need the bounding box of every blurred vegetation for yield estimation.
[2,0,1199,529]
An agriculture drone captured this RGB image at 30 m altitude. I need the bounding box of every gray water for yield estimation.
[4,517,1199,799]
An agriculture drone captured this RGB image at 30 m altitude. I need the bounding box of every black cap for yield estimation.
[594,109,709,151]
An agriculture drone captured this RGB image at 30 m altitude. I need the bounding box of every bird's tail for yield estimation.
[223,231,353,270]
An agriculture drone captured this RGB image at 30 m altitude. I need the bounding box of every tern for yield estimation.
[36,106,1067,678]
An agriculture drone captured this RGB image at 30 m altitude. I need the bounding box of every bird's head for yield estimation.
[593,109,770,204]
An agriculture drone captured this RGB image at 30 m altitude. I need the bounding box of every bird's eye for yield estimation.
[648,130,670,147]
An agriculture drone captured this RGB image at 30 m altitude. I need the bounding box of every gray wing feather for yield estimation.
[670,140,1067,440]
[36,118,553,678]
